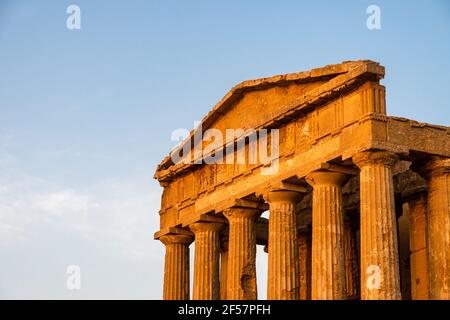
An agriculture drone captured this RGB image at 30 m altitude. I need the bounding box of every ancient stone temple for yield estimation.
[154,60,449,300]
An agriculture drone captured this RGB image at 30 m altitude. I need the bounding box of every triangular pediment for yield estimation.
[156,60,384,177]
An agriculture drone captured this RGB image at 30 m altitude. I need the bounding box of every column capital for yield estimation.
[160,234,194,246]
[305,170,349,187]
[412,156,450,180]
[154,227,194,240]
[264,189,304,203]
[223,206,260,220]
[352,150,398,168]
[189,221,224,234]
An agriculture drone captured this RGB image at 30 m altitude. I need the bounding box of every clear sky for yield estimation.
[0,0,449,299]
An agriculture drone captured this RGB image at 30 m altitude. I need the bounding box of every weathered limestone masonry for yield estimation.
[306,171,348,299]
[154,60,450,300]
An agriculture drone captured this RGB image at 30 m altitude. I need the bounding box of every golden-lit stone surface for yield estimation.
[219,231,229,300]
[159,231,194,300]
[297,230,312,300]
[407,193,429,300]
[414,157,450,300]
[190,222,224,300]
[265,190,304,300]
[155,60,449,300]
[353,151,402,300]
[344,218,360,300]
[306,171,348,300]
[224,207,259,300]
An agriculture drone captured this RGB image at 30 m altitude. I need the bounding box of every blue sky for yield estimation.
[0,0,449,299]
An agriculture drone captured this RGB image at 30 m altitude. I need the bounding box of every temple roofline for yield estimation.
[155,60,385,177]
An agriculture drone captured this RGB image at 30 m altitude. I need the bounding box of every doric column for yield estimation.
[160,233,194,300]
[265,189,304,300]
[344,218,360,300]
[415,157,450,300]
[220,232,229,300]
[353,151,402,300]
[306,171,348,300]
[407,193,429,300]
[397,202,412,300]
[297,229,312,300]
[190,222,223,300]
[223,206,259,300]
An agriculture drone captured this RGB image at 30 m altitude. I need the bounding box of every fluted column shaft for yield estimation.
[298,230,312,300]
[306,171,348,300]
[344,219,360,299]
[220,235,229,300]
[190,222,223,300]
[265,190,303,300]
[407,193,429,300]
[417,157,450,300]
[353,151,401,300]
[224,207,259,300]
[160,234,194,300]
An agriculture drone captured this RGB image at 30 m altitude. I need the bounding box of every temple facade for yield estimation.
[154,60,450,300]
